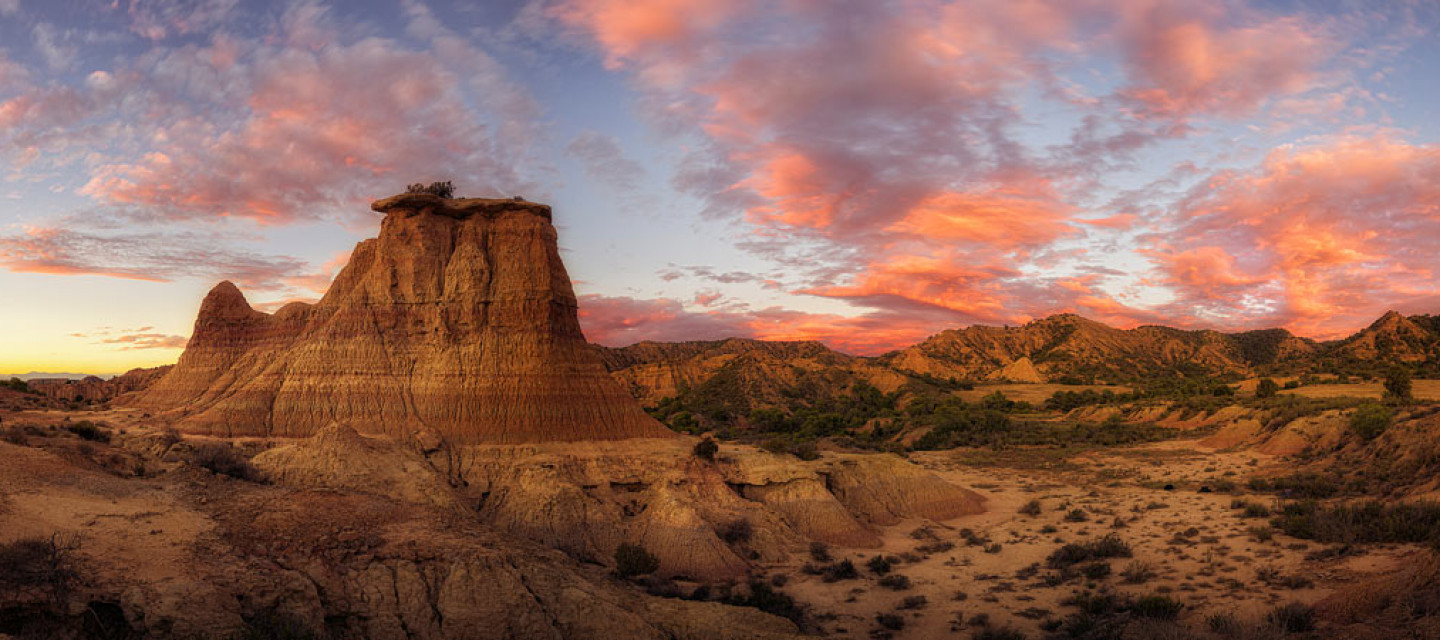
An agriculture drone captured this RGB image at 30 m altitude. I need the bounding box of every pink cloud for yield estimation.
[0,226,305,290]
[1113,2,1334,120]
[1153,133,1440,337]
[73,7,540,225]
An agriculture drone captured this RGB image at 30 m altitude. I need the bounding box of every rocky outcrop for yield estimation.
[26,366,172,404]
[132,194,672,444]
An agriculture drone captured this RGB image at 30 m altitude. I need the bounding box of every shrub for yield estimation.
[875,612,905,630]
[1064,508,1089,522]
[790,440,820,461]
[820,559,858,582]
[1241,502,1272,518]
[809,541,831,562]
[1384,366,1413,402]
[972,627,1026,640]
[2,426,28,446]
[867,555,894,575]
[1081,562,1111,580]
[878,574,911,590]
[730,581,802,623]
[1121,560,1156,584]
[1349,402,1393,440]
[898,595,927,610]
[0,533,82,606]
[1267,602,1315,633]
[1130,594,1183,620]
[189,444,261,481]
[405,180,455,198]
[1273,500,1440,546]
[614,542,660,578]
[1048,534,1132,568]
[1255,378,1280,399]
[66,420,109,442]
[717,518,752,544]
[692,438,719,461]
[1206,612,1241,635]
[1019,499,1042,516]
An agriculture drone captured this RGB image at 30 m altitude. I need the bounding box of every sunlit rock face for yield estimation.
[133,193,673,444]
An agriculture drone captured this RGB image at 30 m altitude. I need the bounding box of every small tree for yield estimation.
[405,181,455,198]
[1255,378,1280,399]
[1384,366,1413,402]
[614,542,660,578]
[693,438,718,461]
[1349,403,1393,440]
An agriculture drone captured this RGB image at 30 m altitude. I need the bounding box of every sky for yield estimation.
[2,0,1439,374]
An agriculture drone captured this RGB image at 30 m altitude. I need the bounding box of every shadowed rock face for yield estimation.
[134,194,672,443]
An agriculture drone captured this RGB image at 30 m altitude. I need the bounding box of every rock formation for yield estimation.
[26,365,171,404]
[133,194,671,444]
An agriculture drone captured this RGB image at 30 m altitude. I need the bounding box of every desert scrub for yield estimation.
[614,542,660,578]
[1248,472,1346,499]
[972,627,1027,640]
[0,533,83,607]
[726,581,803,624]
[1130,594,1183,620]
[692,437,719,461]
[875,612,905,630]
[1267,601,1315,633]
[188,443,262,482]
[1121,560,1156,584]
[867,555,895,575]
[1274,500,1440,546]
[1047,534,1133,568]
[898,595,927,610]
[1019,499,1042,516]
[878,574,912,590]
[65,420,109,442]
[1349,402,1393,440]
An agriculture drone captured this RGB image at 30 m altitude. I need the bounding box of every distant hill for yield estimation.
[1,372,121,381]
[598,311,1440,419]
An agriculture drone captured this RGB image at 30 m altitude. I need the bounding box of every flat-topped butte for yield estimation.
[371,193,552,221]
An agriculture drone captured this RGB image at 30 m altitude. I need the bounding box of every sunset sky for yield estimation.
[3,0,1440,374]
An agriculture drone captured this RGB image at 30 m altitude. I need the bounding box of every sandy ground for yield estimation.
[769,439,1417,638]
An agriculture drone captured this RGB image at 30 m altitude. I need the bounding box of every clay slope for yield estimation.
[133,194,671,444]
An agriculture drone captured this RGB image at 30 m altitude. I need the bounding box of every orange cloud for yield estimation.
[1157,133,1440,337]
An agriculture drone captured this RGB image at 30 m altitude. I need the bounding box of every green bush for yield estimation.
[405,180,455,198]
[615,542,660,578]
[1384,366,1413,402]
[1255,378,1280,399]
[692,438,719,461]
[1349,402,1393,440]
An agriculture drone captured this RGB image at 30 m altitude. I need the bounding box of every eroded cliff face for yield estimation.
[252,430,986,582]
[134,194,671,444]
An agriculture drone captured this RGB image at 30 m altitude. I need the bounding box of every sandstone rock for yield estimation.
[132,194,672,444]
[252,422,462,509]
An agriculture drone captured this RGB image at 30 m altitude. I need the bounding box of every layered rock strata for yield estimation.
[133,194,671,444]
